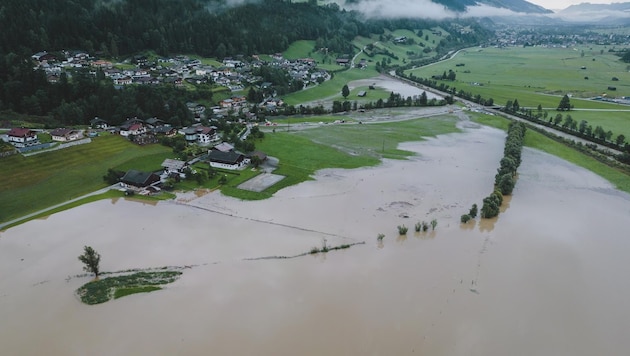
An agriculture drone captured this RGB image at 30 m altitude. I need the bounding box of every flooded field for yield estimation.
[1,123,629,355]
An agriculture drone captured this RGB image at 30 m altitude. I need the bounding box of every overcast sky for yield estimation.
[527,0,615,10]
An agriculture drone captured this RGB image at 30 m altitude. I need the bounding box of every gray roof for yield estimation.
[161,159,186,171]
[208,150,244,165]
[121,170,160,187]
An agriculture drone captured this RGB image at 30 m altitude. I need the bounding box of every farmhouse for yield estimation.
[213,142,235,153]
[151,126,177,136]
[207,150,249,170]
[119,123,146,137]
[90,117,108,129]
[50,128,82,142]
[145,117,165,128]
[161,158,187,173]
[120,170,161,189]
[181,126,217,145]
[7,128,40,148]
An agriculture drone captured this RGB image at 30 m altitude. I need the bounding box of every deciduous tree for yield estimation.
[78,246,101,277]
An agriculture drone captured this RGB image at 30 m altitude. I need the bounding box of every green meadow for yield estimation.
[406,45,630,138]
[0,135,173,224]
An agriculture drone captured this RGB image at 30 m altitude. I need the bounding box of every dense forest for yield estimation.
[0,0,492,126]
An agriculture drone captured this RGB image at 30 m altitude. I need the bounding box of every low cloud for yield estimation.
[341,0,456,19]
[339,0,536,19]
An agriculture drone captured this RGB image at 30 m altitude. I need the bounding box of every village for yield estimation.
[31,50,330,94]
[0,49,340,193]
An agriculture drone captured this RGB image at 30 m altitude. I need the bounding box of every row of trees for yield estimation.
[503,96,629,157]
[332,91,446,113]
[480,122,526,219]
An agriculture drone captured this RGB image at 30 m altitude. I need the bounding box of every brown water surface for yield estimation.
[1,123,629,355]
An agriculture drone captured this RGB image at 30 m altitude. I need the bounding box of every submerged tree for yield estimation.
[78,246,101,277]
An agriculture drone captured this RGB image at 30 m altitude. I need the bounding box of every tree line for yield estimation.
[459,121,526,223]
[503,95,629,163]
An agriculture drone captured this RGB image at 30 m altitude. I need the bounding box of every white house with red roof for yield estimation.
[119,123,146,137]
[7,128,39,148]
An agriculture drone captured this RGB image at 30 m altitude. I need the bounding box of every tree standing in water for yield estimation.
[78,246,101,277]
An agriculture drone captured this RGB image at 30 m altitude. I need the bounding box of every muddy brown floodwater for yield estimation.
[1,122,630,356]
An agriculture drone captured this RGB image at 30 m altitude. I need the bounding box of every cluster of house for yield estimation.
[4,127,84,148]
[119,143,267,194]
[91,116,224,146]
[32,50,330,96]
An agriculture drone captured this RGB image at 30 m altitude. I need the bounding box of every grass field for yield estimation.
[472,113,630,193]
[406,46,630,138]
[0,135,173,224]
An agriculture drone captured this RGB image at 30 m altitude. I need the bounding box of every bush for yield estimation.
[461,214,472,223]
[469,204,478,218]
[397,225,408,235]
[377,233,385,241]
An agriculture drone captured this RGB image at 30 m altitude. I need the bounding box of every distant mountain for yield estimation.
[432,0,551,13]
[556,2,630,23]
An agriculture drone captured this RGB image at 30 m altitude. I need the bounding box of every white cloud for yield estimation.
[339,0,540,19]
[341,0,456,19]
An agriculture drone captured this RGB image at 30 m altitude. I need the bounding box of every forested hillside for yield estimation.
[1,0,490,57]
[0,0,492,127]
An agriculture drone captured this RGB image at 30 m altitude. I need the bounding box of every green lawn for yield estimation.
[0,135,173,224]
[472,113,630,193]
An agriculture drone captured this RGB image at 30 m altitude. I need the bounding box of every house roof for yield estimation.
[152,126,176,134]
[90,118,107,125]
[207,150,244,165]
[214,142,234,152]
[145,117,164,126]
[161,159,186,171]
[196,126,215,135]
[50,128,75,136]
[8,128,35,137]
[121,170,160,187]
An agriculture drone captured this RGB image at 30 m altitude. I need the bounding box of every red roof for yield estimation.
[129,123,143,131]
[8,128,35,137]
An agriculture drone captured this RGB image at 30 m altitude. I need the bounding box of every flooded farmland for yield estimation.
[1,122,629,356]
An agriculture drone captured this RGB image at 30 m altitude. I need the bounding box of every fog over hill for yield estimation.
[338,0,551,18]
[555,2,630,23]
